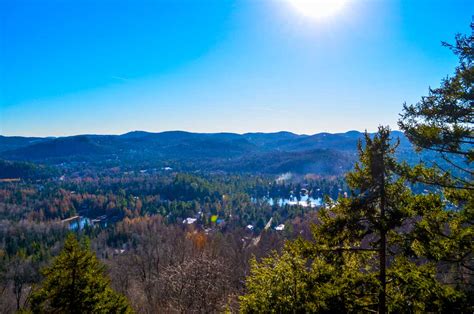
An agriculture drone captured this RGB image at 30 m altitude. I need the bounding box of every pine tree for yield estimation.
[30,234,132,313]
[312,126,418,313]
[399,23,473,298]
[399,22,473,189]
[240,127,466,313]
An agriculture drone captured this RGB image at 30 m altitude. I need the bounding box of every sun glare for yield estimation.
[287,0,347,20]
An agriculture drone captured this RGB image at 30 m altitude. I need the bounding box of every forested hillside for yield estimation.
[0,130,441,176]
[0,19,472,314]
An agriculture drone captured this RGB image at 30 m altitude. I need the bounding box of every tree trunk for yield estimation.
[379,229,386,314]
[379,147,387,314]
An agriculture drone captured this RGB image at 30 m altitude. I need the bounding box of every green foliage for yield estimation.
[30,234,132,314]
[398,22,473,189]
[241,127,472,312]
[387,257,466,313]
[399,23,473,298]
[240,246,378,313]
[0,160,58,180]
[312,127,425,313]
[316,127,412,246]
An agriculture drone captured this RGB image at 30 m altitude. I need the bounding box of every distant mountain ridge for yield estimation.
[0,130,421,175]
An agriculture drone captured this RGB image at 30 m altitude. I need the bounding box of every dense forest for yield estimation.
[0,24,472,313]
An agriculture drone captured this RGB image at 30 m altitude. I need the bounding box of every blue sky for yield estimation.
[0,0,472,136]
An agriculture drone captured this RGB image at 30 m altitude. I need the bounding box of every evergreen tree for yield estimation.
[399,22,473,191]
[399,23,473,298]
[240,246,379,313]
[308,127,462,312]
[317,127,404,313]
[240,127,466,313]
[30,234,132,313]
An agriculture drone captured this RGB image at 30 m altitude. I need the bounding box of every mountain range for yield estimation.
[0,130,425,176]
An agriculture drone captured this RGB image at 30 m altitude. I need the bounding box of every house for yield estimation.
[183,217,197,224]
[275,224,285,231]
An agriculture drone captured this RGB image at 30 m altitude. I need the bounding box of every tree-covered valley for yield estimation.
[0,16,472,314]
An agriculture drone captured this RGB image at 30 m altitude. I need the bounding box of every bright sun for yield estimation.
[287,0,347,19]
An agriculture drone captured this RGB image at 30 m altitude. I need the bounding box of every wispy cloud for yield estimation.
[110,76,131,82]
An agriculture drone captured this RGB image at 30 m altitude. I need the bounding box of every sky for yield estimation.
[0,0,472,137]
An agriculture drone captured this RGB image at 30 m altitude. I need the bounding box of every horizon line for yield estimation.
[0,128,404,138]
